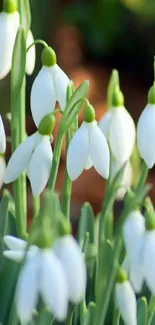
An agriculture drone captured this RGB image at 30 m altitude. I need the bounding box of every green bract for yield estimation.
[3,0,17,13]
[115,266,128,283]
[38,114,56,135]
[147,83,155,104]
[41,46,57,67]
[83,102,95,122]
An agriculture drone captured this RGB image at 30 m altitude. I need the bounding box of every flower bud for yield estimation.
[83,102,95,123]
[41,46,57,67]
[148,82,155,104]
[38,114,55,136]
[3,0,17,13]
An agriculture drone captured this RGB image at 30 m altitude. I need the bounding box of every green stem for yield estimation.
[27,39,48,52]
[135,161,148,193]
[11,78,27,238]
[112,306,120,325]
[61,130,72,220]
[33,196,40,220]
[48,132,63,191]
[65,305,75,325]
[147,296,155,325]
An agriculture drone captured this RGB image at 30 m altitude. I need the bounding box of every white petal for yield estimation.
[4,235,27,250]
[111,160,132,200]
[3,250,25,262]
[26,30,36,75]
[15,253,40,324]
[30,66,56,127]
[109,106,135,164]
[137,104,155,168]
[5,132,39,183]
[0,12,19,80]
[0,115,6,153]
[54,235,87,303]
[123,211,145,292]
[40,250,68,321]
[67,123,89,180]
[98,110,113,139]
[0,156,6,189]
[143,230,155,294]
[115,281,137,325]
[29,136,52,197]
[50,64,70,110]
[88,121,110,179]
[85,155,93,170]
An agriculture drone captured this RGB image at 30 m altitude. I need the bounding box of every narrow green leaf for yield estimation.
[11,26,26,96]
[83,302,96,325]
[18,0,31,35]
[78,202,94,246]
[137,297,147,325]
[107,69,119,109]
[64,80,89,116]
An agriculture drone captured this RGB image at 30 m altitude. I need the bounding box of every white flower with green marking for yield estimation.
[3,234,86,324]
[31,46,70,127]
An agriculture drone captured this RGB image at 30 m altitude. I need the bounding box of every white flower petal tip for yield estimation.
[67,123,89,181]
[26,30,36,75]
[0,156,6,189]
[15,254,39,324]
[89,123,110,179]
[3,235,27,250]
[98,110,113,138]
[40,251,68,321]
[3,250,25,262]
[0,115,6,153]
[4,133,38,184]
[54,235,87,303]
[143,230,155,294]
[137,104,155,168]
[29,136,53,197]
[109,106,136,164]
[115,281,137,325]
[0,11,19,80]
[30,67,56,127]
[49,64,70,110]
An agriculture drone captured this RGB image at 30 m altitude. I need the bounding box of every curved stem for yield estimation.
[48,132,63,191]
[27,39,48,52]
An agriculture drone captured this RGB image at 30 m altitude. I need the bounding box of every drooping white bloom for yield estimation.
[0,115,6,153]
[143,229,155,294]
[137,104,155,168]
[123,211,145,292]
[26,30,36,75]
[3,236,69,323]
[4,132,52,197]
[115,281,137,325]
[31,65,70,127]
[99,106,135,164]
[3,234,87,323]
[53,235,87,303]
[0,10,19,79]
[67,120,110,181]
[111,159,132,200]
[0,156,6,190]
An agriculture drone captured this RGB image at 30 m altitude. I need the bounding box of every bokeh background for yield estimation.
[1,0,155,222]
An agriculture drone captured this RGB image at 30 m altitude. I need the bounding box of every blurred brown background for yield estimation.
[1,0,155,220]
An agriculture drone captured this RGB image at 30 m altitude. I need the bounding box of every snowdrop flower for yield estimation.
[53,235,86,303]
[99,87,135,164]
[123,211,145,293]
[3,235,69,323]
[0,0,19,79]
[115,268,137,325]
[26,30,36,75]
[111,160,132,200]
[3,234,86,323]
[0,115,6,153]
[0,155,6,190]
[137,84,155,168]
[5,114,55,197]
[31,46,70,127]
[67,102,110,180]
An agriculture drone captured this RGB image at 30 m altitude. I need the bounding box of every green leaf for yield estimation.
[0,260,19,325]
[18,0,31,35]
[11,26,26,96]
[107,69,119,109]
[78,202,94,246]
[137,297,147,325]
[83,302,96,325]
